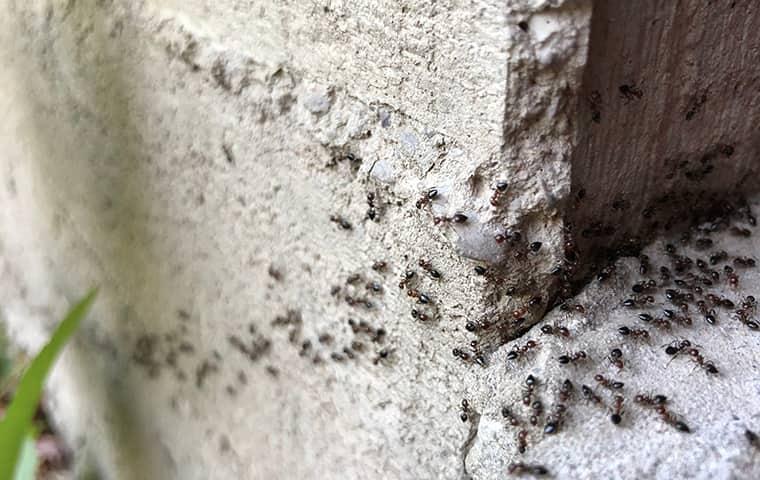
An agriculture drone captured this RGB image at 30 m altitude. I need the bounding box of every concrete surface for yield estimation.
[0,0,758,479]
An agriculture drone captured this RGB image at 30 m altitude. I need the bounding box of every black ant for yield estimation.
[460,399,470,422]
[329,214,352,230]
[594,374,624,390]
[366,192,379,221]
[734,256,756,268]
[558,351,587,365]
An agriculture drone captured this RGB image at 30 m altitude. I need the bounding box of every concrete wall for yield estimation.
[0,1,758,479]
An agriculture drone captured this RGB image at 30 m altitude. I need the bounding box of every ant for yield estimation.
[710,251,728,265]
[545,379,574,435]
[558,351,587,365]
[522,375,538,406]
[529,400,543,426]
[687,348,718,375]
[329,214,352,230]
[594,374,624,390]
[398,269,416,290]
[631,279,657,294]
[490,181,509,206]
[452,348,471,362]
[747,429,760,450]
[608,348,624,369]
[366,192,379,221]
[507,463,548,476]
[540,323,570,337]
[418,258,441,279]
[619,83,643,103]
[622,295,655,308]
[610,395,624,425]
[733,256,756,268]
[559,303,586,314]
[434,213,468,225]
[372,348,392,365]
[415,188,438,209]
[460,399,470,422]
[501,406,521,427]
[581,384,603,406]
[654,405,691,432]
[516,429,529,454]
[638,255,651,275]
[371,260,387,272]
[618,326,649,340]
[664,339,691,356]
[507,340,541,361]
[635,395,690,432]
[634,393,668,407]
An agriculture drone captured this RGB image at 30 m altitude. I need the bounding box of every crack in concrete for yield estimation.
[459,410,481,480]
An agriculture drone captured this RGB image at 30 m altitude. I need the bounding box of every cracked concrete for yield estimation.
[0,0,759,479]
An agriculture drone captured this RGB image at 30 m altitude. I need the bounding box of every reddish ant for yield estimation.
[540,323,570,337]
[415,188,438,209]
[490,181,509,206]
[434,213,468,225]
[618,326,649,340]
[594,374,624,390]
[507,340,541,361]
[501,406,521,427]
[529,400,543,426]
[418,258,441,279]
[581,384,604,406]
[610,395,624,425]
[687,348,718,375]
[516,429,529,454]
[522,375,538,406]
[608,348,624,369]
[558,351,587,365]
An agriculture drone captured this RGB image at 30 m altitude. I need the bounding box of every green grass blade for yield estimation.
[11,435,37,480]
[0,289,97,480]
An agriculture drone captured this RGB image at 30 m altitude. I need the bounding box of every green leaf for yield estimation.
[12,435,37,480]
[0,289,97,480]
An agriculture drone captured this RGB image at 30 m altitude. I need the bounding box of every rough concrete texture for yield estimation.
[0,0,759,479]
